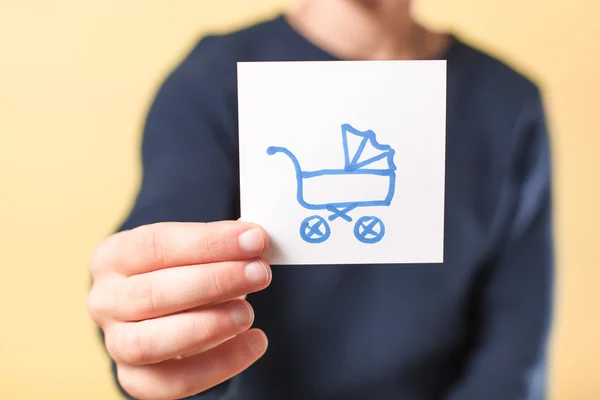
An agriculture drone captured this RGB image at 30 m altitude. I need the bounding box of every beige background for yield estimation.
[0,1,598,399]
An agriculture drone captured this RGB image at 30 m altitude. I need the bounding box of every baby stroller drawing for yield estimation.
[267,123,396,244]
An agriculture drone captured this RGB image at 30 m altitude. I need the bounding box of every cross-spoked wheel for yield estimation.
[353,216,385,244]
[300,215,331,243]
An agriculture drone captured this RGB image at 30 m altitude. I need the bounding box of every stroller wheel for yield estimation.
[354,216,385,244]
[300,215,331,244]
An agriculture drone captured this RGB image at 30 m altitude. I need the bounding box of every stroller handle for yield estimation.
[266,146,302,177]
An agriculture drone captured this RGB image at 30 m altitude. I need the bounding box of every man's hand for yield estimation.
[87,221,272,400]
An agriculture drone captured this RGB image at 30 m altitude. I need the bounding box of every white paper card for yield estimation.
[238,60,446,265]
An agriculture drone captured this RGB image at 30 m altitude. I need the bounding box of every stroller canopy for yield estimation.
[341,123,397,172]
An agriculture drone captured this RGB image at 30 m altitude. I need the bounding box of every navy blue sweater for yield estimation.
[114,15,554,400]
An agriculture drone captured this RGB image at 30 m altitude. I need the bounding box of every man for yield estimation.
[87,1,554,399]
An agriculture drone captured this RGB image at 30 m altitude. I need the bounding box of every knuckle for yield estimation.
[116,366,145,399]
[127,276,164,318]
[194,312,216,342]
[109,325,152,365]
[209,269,226,298]
[133,223,169,267]
[104,327,120,360]
[168,373,197,399]
[201,268,235,300]
[90,231,128,276]
[86,285,109,325]
[90,238,112,276]
[198,232,226,262]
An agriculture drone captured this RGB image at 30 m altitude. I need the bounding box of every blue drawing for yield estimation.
[267,123,396,244]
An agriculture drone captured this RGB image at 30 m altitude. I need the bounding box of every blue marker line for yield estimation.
[349,136,369,167]
[349,152,390,171]
[302,169,394,178]
[266,123,396,244]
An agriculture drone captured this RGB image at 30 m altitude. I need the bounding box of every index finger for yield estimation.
[93,221,269,276]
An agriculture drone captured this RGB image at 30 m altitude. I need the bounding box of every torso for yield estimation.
[187,15,540,399]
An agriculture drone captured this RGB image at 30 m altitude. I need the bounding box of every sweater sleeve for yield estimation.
[106,37,241,400]
[444,91,555,400]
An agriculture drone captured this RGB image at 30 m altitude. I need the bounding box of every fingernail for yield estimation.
[248,332,267,353]
[245,261,268,285]
[230,302,252,326]
[239,228,264,253]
